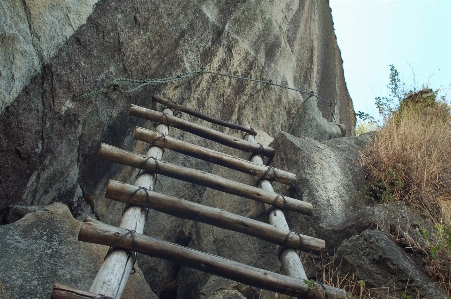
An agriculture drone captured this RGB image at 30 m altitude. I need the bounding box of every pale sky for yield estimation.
[329,0,451,120]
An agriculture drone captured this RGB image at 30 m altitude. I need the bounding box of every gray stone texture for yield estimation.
[0,1,355,296]
[335,230,446,299]
[0,202,157,299]
[0,0,355,220]
[0,0,99,112]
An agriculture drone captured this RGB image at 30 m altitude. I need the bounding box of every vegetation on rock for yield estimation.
[356,65,451,297]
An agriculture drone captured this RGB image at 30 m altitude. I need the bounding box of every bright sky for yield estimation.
[329,0,451,120]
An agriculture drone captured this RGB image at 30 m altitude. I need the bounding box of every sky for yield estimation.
[329,0,451,120]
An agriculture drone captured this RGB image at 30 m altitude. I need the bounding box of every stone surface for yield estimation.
[200,276,255,299]
[335,230,446,299]
[0,0,355,220]
[270,131,371,229]
[1,1,357,298]
[0,202,157,299]
[0,0,99,113]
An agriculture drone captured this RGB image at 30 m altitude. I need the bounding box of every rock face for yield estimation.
[270,131,372,230]
[0,0,99,113]
[0,0,378,298]
[268,132,445,298]
[335,230,446,299]
[0,202,157,299]
[0,0,354,220]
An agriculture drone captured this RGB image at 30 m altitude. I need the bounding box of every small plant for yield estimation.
[400,293,413,299]
[426,224,451,259]
[367,166,405,202]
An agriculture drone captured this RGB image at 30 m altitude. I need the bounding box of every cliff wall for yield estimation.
[0,1,358,298]
[0,0,354,218]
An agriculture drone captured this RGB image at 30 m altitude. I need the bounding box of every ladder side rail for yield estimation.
[88,108,173,299]
[243,131,309,280]
[133,127,296,185]
[244,135,346,298]
[153,95,257,136]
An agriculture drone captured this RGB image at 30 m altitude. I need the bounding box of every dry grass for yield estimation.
[360,93,451,220]
[358,90,451,295]
[321,258,425,299]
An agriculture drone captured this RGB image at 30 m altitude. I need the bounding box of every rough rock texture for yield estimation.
[0,0,99,112]
[0,0,355,219]
[269,131,445,297]
[270,131,372,229]
[200,277,256,299]
[0,202,157,299]
[1,0,358,298]
[335,230,446,299]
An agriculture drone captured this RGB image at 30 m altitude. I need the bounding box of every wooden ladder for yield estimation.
[51,95,346,299]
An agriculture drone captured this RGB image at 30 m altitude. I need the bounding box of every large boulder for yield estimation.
[335,230,446,299]
[270,131,372,232]
[0,202,157,299]
[269,131,446,297]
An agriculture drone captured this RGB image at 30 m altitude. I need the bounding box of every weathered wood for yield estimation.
[106,180,324,254]
[79,217,346,299]
[98,143,313,215]
[129,104,275,156]
[51,283,111,299]
[152,95,257,135]
[133,127,296,185]
[89,108,172,298]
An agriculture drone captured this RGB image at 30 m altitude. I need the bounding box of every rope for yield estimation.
[256,165,275,187]
[122,186,152,217]
[136,156,159,179]
[278,231,304,251]
[75,67,334,107]
[104,229,138,277]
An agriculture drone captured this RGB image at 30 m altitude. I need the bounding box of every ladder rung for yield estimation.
[133,127,296,185]
[106,180,324,254]
[79,217,346,299]
[152,95,257,136]
[98,144,313,215]
[51,283,110,299]
[129,104,275,156]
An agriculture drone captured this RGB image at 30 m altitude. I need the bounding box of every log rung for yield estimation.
[79,217,346,299]
[98,143,313,215]
[51,283,111,299]
[106,180,324,254]
[133,127,296,185]
[129,104,275,156]
[152,95,257,136]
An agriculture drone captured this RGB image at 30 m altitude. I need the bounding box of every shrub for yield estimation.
[358,83,451,294]
[360,91,451,218]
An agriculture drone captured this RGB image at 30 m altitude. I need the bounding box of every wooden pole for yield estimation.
[129,104,275,156]
[98,143,313,215]
[51,283,111,299]
[133,127,296,185]
[105,180,325,254]
[79,217,346,299]
[242,124,324,289]
[88,108,172,298]
[152,95,257,136]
